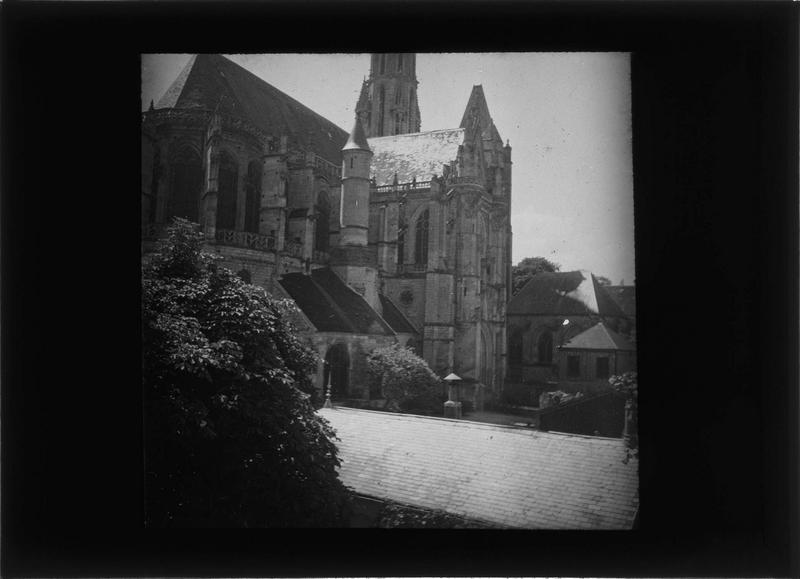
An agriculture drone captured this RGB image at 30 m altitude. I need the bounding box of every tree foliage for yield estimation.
[143,218,350,527]
[366,344,443,414]
[512,256,561,295]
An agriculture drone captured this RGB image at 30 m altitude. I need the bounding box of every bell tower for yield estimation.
[356,54,421,138]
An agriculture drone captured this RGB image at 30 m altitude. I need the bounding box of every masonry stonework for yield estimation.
[142,54,512,408]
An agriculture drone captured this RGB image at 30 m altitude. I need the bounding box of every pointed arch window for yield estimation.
[170,147,202,223]
[394,112,401,135]
[379,54,386,75]
[148,149,161,223]
[216,152,238,230]
[315,190,330,252]
[509,328,523,365]
[397,54,404,72]
[537,330,553,365]
[378,86,385,137]
[414,209,429,266]
[244,161,261,234]
[397,227,405,267]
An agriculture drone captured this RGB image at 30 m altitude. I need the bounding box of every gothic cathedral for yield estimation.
[142,53,513,409]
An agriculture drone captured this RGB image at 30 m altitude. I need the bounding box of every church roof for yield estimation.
[343,116,371,152]
[367,128,465,186]
[378,294,418,334]
[319,407,639,529]
[507,270,626,318]
[560,322,636,352]
[278,268,394,336]
[155,54,348,165]
[605,285,637,319]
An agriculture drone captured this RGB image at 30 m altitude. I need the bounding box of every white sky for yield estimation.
[142,53,635,285]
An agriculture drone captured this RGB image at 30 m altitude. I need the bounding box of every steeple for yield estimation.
[356,54,421,138]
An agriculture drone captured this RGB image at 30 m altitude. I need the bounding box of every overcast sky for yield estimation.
[142,53,635,285]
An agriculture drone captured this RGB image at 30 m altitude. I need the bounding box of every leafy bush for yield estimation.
[366,344,444,415]
[143,218,350,527]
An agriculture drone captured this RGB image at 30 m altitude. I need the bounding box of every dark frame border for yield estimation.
[2,1,798,576]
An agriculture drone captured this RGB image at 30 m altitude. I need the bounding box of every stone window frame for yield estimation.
[168,143,203,224]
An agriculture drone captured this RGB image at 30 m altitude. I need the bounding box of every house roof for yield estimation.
[507,270,626,318]
[278,268,394,336]
[156,54,348,165]
[606,285,637,318]
[378,294,417,335]
[560,322,636,352]
[319,407,639,529]
[367,128,465,186]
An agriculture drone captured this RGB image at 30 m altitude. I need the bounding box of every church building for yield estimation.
[142,54,513,409]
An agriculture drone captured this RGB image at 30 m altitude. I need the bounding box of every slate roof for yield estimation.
[156,54,348,164]
[560,322,636,351]
[378,294,418,334]
[367,128,465,186]
[320,407,639,529]
[278,268,394,336]
[507,270,626,318]
[606,285,637,318]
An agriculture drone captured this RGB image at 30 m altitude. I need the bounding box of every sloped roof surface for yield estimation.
[459,85,503,143]
[606,285,637,318]
[320,408,639,529]
[278,268,394,336]
[343,116,371,152]
[561,322,636,351]
[378,294,417,334]
[507,270,626,317]
[156,54,348,164]
[367,128,465,185]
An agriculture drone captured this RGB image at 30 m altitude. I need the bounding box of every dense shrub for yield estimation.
[143,218,350,527]
[366,344,444,415]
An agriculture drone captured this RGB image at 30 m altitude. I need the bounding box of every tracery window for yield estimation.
[244,161,261,234]
[378,86,385,137]
[414,209,429,265]
[315,190,330,252]
[216,152,238,230]
[537,330,553,365]
[170,147,202,223]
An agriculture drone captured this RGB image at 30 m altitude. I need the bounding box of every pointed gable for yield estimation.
[154,54,348,164]
[507,271,626,318]
[459,85,503,143]
[561,322,636,351]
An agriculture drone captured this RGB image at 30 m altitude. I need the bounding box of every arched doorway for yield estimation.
[323,343,349,400]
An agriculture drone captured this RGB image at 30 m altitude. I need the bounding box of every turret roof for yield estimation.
[343,116,371,152]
